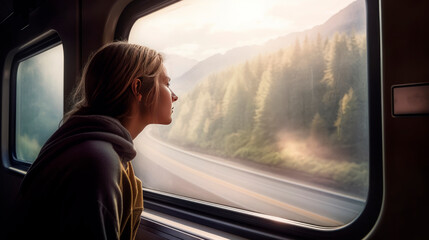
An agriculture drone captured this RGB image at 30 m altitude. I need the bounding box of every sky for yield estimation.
[129,0,357,61]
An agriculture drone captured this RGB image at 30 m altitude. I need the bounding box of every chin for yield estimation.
[158,118,172,125]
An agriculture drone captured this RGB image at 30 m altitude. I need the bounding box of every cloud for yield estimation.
[17,45,64,111]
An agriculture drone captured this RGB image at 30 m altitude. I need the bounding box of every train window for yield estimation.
[13,43,64,163]
[130,0,368,227]
[123,0,382,237]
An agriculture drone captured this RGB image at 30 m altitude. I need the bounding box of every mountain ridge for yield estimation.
[171,0,365,94]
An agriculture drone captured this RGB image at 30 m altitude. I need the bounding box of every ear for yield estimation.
[131,78,142,102]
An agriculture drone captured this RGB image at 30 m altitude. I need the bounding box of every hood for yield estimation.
[36,115,136,164]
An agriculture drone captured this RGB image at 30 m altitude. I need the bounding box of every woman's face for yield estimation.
[152,66,178,124]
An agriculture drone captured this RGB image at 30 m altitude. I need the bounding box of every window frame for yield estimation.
[116,0,383,238]
[6,32,62,171]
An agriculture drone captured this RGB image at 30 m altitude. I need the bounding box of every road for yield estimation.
[132,129,366,227]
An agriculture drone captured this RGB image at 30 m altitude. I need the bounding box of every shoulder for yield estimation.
[65,140,119,160]
[59,140,123,182]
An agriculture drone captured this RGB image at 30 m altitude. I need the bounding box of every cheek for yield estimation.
[160,87,172,105]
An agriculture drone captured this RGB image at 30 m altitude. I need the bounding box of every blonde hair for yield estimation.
[63,42,164,123]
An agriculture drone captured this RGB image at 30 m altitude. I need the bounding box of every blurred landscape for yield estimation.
[154,0,369,197]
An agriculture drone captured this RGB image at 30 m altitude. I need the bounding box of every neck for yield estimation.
[122,115,150,139]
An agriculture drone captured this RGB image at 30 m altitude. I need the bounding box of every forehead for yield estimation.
[159,65,170,81]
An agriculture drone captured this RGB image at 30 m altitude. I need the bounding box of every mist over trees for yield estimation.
[161,32,369,196]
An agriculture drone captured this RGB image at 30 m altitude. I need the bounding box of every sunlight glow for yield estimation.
[129,0,356,61]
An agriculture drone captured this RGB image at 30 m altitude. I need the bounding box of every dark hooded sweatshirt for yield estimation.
[7,115,143,240]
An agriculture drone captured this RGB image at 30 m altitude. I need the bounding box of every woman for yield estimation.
[8,42,178,239]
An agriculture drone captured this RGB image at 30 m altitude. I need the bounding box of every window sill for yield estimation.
[138,209,247,240]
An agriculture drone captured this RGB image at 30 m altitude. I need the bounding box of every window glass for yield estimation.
[129,0,368,227]
[15,44,64,163]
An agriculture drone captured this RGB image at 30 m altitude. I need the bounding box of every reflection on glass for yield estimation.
[130,0,368,226]
[16,44,64,163]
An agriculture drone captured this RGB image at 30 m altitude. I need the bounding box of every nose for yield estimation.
[171,90,178,102]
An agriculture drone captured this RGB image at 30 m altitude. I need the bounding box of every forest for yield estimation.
[159,32,369,196]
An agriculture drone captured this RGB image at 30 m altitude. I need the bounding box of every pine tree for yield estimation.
[252,65,275,145]
[334,88,360,147]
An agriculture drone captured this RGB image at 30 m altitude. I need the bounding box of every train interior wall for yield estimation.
[1,0,428,239]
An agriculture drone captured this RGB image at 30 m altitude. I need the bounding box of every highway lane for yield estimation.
[132,129,366,227]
